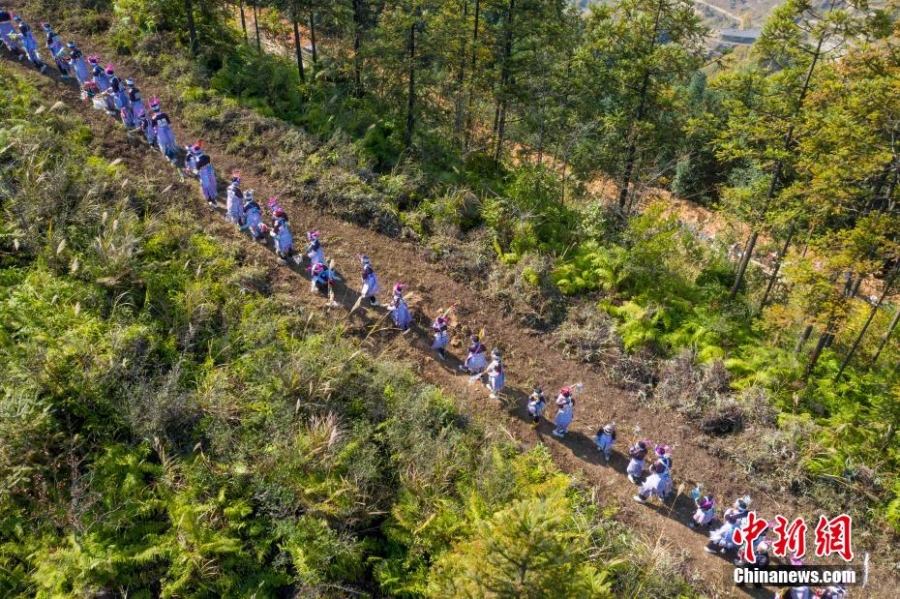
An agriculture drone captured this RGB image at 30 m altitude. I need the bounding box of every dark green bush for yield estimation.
[211,48,306,125]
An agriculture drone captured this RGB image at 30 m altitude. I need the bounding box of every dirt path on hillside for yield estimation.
[233,0,890,307]
[1,17,888,598]
[233,0,889,307]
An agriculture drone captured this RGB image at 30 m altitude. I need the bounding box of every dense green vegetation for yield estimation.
[5,0,900,592]
[88,0,900,540]
[0,64,699,596]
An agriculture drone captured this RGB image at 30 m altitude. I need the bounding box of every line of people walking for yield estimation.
[0,13,851,597]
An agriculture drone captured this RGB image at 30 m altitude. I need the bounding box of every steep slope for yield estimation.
[1,27,887,598]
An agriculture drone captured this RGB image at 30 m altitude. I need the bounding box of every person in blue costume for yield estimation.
[148,97,179,164]
[269,200,294,264]
[594,422,617,462]
[0,9,24,60]
[124,78,146,129]
[41,23,68,78]
[388,283,413,331]
[14,16,46,72]
[243,192,266,240]
[483,349,505,399]
[66,42,90,84]
[306,230,324,267]
[225,174,245,225]
[105,65,130,118]
[359,255,381,306]
[186,142,218,207]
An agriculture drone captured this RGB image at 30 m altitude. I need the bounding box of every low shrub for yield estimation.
[556,304,621,365]
[484,165,576,260]
[485,254,568,330]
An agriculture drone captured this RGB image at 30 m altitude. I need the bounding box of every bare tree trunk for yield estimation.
[253,1,261,52]
[293,8,306,83]
[405,21,416,150]
[795,324,813,355]
[731,230,758,299]
[852,167,898,300]
[454,0,469,149]
[464,0,481,150]
[239,0,248,41]
[800,229,813,258]
[617,71,651,211]
[617,0,664,211]
[493,0,515,165]
[185,0,198,55]
[873,306,900,365]
[352,0,364,96]
[835,264,899,380]
[806,327,831,376]
[759,224,795,311]
[309,11,318,64]
[536,94,547,166]
[730,5,831,300]
[807,308,841,375]
[494,103,509,164]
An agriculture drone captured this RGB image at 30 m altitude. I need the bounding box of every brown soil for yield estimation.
[2,10,891,597]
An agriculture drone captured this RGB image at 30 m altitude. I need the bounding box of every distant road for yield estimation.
[692,0,742,23]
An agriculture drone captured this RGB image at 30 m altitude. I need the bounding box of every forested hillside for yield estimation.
[0,60,692,597]
[2,0,900,596]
